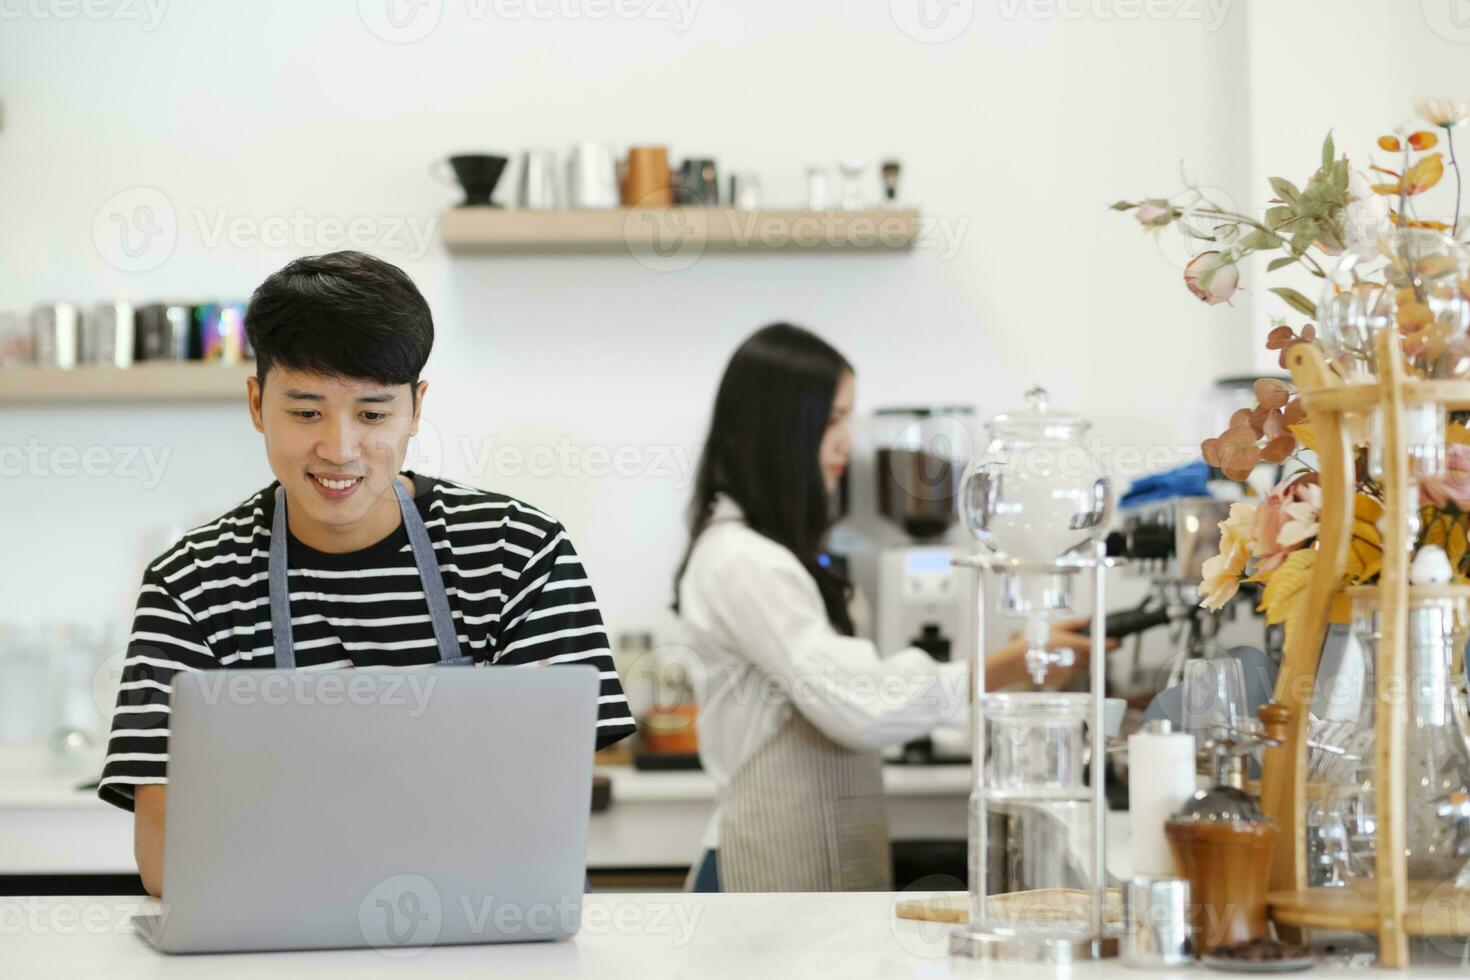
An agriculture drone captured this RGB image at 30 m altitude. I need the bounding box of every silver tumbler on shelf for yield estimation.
[517,149,563,209]
[566,141,620,208]
[87,301,136,368]
[135,303,191,361]
[31,302,83,369]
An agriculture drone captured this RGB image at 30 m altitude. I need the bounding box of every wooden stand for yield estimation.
[1259,332,1470,967]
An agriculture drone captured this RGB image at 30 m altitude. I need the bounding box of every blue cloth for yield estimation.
[1120,460,1211,509]
[690,849,720,893]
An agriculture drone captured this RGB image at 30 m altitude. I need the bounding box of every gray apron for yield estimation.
[717,710,893,892]
[269,478,470,668]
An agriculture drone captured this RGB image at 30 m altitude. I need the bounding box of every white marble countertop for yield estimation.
[5,891,1465,978]
[0,746,108,810]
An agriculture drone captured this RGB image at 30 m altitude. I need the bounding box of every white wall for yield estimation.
[1243,0,1470,371]
[1,0,1323,640]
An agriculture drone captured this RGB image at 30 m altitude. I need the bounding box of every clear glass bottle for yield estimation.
[1344,587,1470,881]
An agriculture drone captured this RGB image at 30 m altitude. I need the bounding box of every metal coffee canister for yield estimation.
[135,302,192,361]
[566,140,620,208]
[1122,875,1193,968]
[32,302,83,369]
[517,149,563,209]
[87,301,136,368]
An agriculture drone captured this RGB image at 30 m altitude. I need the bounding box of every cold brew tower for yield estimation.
[950,387,1120,961]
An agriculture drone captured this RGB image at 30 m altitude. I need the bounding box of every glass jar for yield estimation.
[1319,229,1470,482]
[1319,229,1470,383]
[985,693,1091,799]
[1341,586,1470,882]
[980,693,1100,938]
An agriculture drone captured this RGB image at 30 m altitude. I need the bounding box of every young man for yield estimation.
[98,251,636,896]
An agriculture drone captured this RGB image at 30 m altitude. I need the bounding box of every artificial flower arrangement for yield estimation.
[1113,98,1470,645]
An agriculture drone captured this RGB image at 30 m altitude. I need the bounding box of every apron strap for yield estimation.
[391,478,463,664]
[268,477,463,670]
[269,486,296,669]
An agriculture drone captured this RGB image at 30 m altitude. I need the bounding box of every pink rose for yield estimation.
[1421,444,1470,510]
[1184,251,1239,305]
[1135,201,1172,227]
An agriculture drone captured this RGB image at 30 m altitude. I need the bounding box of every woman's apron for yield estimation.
[716,710,893,892]
[268,480,471,668]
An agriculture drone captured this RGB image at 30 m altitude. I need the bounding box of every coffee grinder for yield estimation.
[835,405,977,762]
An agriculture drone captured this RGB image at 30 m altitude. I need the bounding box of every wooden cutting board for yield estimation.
[895,888,1124,926]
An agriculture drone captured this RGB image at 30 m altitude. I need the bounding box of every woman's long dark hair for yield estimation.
[674,323,856,635]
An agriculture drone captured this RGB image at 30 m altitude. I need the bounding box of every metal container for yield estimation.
[1122,875,1193,968]
[517,149,563,209]
[31,302,83,369]
[135,303,191,361]
[0,309,34,365]
[87,301,136,368]
[874,405,973,541]
[566,140,620,209]
[1116,497,1231,582]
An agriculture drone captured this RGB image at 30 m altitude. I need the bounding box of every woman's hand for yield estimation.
[983,616,1119,691]
[1042,616,1119,689]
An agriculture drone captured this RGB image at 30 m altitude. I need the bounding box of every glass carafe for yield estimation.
[1343,587,1470,882]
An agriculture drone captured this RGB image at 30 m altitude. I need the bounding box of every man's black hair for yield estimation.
[244,251,433,397]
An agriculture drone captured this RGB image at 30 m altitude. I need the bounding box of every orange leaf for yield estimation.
[1379,135,1403,152]
[1389,211,1454,231]
[1405,152,1445,195]
[1409,130,1439,151]
[1399,302,1434,332]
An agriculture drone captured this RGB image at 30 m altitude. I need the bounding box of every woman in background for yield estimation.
[674,323,1102,893]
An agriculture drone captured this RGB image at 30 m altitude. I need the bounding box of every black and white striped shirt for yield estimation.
[98,472,636,810]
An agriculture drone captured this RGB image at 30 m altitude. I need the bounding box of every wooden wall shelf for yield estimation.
[440,207,922,254]
[0,364,252,404]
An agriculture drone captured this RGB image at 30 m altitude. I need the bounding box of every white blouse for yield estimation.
[676,495,970,849]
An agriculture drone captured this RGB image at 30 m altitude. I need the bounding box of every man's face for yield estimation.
[247,366,427,534]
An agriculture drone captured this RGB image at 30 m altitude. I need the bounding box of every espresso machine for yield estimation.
[833,405,977,762]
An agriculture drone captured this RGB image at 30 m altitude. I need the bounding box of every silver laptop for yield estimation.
[133,665,599,954]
